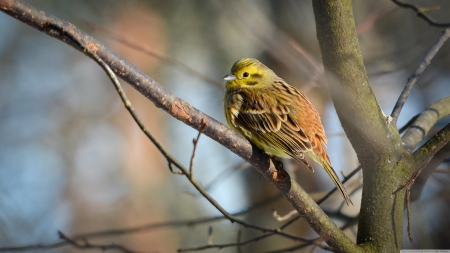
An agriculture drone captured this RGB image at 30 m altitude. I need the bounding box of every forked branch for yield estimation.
[391,29,450,125]
[402,97,450,151]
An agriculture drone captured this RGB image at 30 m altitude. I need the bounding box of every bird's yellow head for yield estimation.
[223,58,275,90]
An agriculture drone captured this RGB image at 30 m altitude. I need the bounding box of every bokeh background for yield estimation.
[0,0,450,252]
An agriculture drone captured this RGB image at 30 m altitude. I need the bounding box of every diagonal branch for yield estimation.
[402,96,450,151]
[390,29,450,125]
[0,0,359,251]
[392,0,450,28]
[413,122,450,170]
[58,231,144,253]
[177,238,332,253]
[410,142,450,202]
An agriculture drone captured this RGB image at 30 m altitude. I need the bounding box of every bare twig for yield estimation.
[410,143,450,202]
[0,193,284,252]
[58,231,144,253]
[401,97,450,151]
[390,29,450,124]
[237,229,243,253]
[232,164,363,249]
[275,164,361,229]
[413,122,450,171]
[392,0,450,28]
[0,158,362,253]
[405,171,419,243]
[273,209,298,222]
[178,206,358,253]
[397,123,450,197]
[177,237,333,253]
[84,43,185,175]
[190,120,207,179]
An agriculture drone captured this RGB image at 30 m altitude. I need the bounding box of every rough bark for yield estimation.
[312,0,405,251]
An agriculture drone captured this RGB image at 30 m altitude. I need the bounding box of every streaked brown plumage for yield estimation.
[223,58,352,205]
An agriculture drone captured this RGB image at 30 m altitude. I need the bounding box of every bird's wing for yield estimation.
[233,90,314,171]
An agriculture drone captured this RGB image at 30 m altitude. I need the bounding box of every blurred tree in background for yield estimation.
[0,0,449,252]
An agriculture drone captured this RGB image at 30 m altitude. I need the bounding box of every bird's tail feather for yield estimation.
[322,161,353,205]
[309,152,353,205]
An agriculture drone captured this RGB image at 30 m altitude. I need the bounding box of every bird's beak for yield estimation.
[223,73,236,81]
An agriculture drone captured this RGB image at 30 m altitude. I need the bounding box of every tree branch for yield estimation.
[0,0,358,251]
[402,96,450,151]
[58,231,144,253]
[390,29,450,125]
[0,194,282,252]
[413,122,450,173]
[410,142,450,202]
[392,0,450,28]
[177,238,332,253]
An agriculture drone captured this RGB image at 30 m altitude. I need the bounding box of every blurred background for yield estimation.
[0,0,449,252]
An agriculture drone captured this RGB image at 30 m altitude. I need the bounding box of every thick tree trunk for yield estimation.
[312,0,405,251]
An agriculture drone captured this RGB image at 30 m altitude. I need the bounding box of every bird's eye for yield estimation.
[243,72,249,78]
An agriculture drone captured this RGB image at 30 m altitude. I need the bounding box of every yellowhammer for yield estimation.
[223,58,352,205]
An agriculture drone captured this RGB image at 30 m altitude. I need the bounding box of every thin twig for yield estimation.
[178,208,357,253]
[190,120,207,179]
[11,160,360,253]
[229,165,363,249]
[0,193,284,252]
[178,237,333,253]
[276,165,361,228]
[237,229,243,253]
[405,171,419,243]
[273,209,298,222]
[392,0,450,28]
[58,231,145,253]
[390,28,450,124]
[413,122,450,170]
[396,122,450,194]
[89,49,185,175]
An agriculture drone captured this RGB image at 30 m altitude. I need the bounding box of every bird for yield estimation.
[223,58,353,205]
